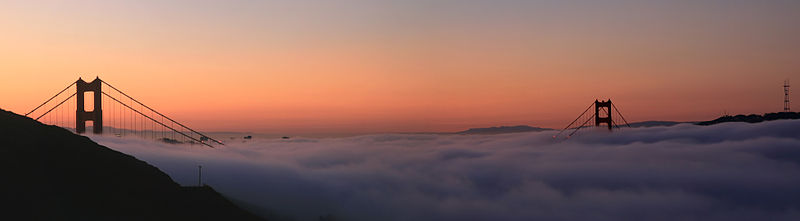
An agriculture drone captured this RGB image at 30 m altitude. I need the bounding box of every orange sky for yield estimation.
[1,1,799,136]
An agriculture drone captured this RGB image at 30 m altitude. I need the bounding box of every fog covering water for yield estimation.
[89,120,800,221]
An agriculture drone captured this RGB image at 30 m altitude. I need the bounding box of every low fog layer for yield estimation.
[90,120,800,221]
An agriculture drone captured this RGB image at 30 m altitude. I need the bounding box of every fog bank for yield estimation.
[90,120,800,221]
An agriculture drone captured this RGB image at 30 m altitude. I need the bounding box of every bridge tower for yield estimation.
[76,77,103,134]
[595,99,613,131]
[554,99,631,140]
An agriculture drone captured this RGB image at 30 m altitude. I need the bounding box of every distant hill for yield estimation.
[697,112,800,126]
[457,125,553,135]
[627,121,688,128]
[0,109,265,221]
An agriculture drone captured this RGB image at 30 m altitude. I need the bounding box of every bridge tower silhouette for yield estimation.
[76,77,103,134]
[25,77,224,148]
[594,99,613,131]
[553,99,631,140]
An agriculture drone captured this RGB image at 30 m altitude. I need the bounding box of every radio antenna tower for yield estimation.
[785,80,791,112]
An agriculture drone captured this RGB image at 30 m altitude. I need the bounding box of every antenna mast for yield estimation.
[785,80,791,112]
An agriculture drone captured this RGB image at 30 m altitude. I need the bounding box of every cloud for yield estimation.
[88,120,800,221]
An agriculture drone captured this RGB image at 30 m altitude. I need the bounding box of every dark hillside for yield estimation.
[697,112,800,126]
[0,109,264,220]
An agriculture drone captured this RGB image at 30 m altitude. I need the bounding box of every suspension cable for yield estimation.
[568,113,596,137]
[100,80,224,145]
[35,93,77,121]
[101,91,213,148]
[26,82,75,116]
[611,103,631,127]
[554,102,595,139]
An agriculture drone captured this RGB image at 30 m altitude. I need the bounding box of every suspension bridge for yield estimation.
[553,99,631,140]
[25,77,224,148]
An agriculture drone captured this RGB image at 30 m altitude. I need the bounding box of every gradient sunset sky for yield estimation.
[1,0,798,136]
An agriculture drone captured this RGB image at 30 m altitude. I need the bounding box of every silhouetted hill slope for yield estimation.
[697,112,800,126]
[457,125,553,135]
[0,109,264,221]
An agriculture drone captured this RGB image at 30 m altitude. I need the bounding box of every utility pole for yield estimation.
[198,165,203,187]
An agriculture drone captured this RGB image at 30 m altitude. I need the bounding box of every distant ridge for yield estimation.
[627,121,688,128]
[697,112,800,126]
[457,125,553,135]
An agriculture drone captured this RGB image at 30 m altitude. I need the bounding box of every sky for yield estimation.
[1,0,799,135]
